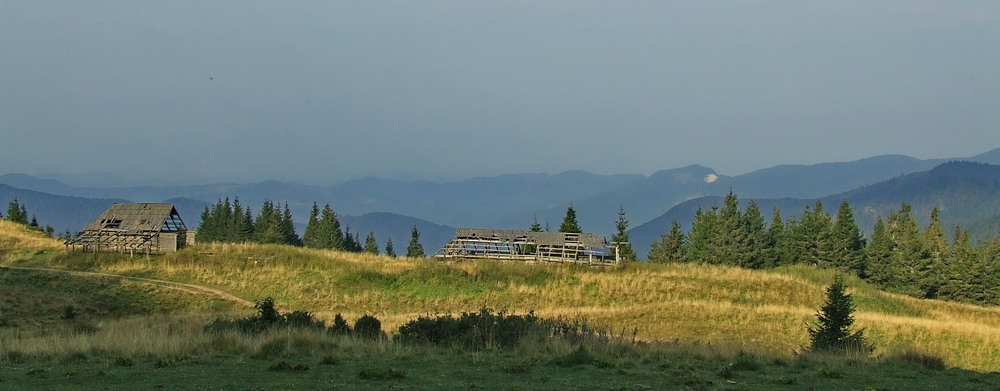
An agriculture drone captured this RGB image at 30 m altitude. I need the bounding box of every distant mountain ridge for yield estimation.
[629,161,1000,258]
[4,148,999,250]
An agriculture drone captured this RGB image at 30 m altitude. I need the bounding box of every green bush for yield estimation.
[395,308,540,349]
[204,297,323,334]
[354,314,384,340]
[327,314,352,336]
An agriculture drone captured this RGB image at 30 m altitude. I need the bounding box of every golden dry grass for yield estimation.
[0,219,62,256]
[5,241,1000,371]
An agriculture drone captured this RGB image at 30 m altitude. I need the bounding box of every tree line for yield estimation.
[195,198,423,257]
[647,191,1000,306]
[3,199,55,237]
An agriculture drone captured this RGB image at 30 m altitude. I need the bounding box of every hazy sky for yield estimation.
[3,1,999,183]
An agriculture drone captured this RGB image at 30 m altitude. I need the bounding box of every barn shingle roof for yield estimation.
[81,203,186,232]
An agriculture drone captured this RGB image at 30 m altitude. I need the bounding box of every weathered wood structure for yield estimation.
[434,228,620,266]
[65,203,188,255]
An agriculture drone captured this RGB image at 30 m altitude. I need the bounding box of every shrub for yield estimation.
[327,314,352,336]
[395,308,540,349]
[203,297,323,334]
[354,314,384,340]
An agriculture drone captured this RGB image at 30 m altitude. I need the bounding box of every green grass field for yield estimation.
[1,220,998,389]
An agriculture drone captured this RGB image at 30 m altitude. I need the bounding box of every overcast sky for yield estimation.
[2,1,999,183]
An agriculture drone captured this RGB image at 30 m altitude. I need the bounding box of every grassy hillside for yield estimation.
[4,236,999,373]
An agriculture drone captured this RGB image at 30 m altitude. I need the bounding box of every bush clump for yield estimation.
[204,297,324,334]
[353,314,385,340]
[395,308,540,349]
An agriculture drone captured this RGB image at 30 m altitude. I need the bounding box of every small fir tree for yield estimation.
[807,277,872,354]
[559,204,582,233]
[384,237,396,257]
[364,231,379,254]
[648,221,686,263]
[611,206,636,262]
[406,225,425,257]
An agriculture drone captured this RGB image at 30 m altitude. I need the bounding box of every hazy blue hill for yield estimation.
[730,154,943,199]
[0,184,130,235]
[533,165,728,236]
[630,161,1000,259]
[339,212,456,255]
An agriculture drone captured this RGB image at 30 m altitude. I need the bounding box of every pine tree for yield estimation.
[529,215,542,233]
[406,225,425,258]
[648,221,686,263]
[762,208,788,267]
[738,200,767,269]
[864,217,894,287]
[807,277,872,354]
[302,202,321,248]
[342,226,358,252]
[234,198,254,242]
[611,206,636,262]
[317,205,344,250]
[786,201,832,266]
[686,206,719,263]
[829,200,866,276]
[254,200,285,244]
[6,199,29,225]
[559,204,582,233]
[281,203,301,246]
[384,237,396,257]
[886,203,923,293]
[364,232,379,254]
[919,207,947,298]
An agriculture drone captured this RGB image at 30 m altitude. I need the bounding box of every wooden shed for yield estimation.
[65,203,188,254]
[433,228,620,267]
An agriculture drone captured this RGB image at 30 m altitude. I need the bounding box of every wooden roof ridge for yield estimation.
[80,202,186,233]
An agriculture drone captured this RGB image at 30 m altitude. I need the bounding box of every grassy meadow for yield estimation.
[1,220,998,389]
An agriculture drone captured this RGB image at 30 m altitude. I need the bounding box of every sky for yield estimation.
[2,1,1000,184]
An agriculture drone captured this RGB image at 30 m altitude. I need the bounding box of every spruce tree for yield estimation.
[281,203,301,246]
[318,205,344,250]
[648,221,686,263]
[254,200,285,244]
[559,204,582,233]
[762,208,788,267]
[6,199,29,225]
[611,206,636,262]
[786,201,832,266]
[364,232,379,254]
[864,217,894,287]
[886,203,923,293]
[829,200,866,276]
[384,237,396,257]
[406,225,425,257]
[920,207,947,298]
[807,277,872,354]
[302,202,321,248]
[738,200,767,269]
[686,206,719,263]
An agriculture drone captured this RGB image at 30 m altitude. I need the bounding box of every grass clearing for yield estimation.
[1,221,999,388]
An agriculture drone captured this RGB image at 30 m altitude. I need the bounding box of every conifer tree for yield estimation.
[611,206,636,262]
[864,217,894,287]
[302,202,321,248]
[281,203,301,246]
[5,199,29,225]
[686,206,719,263]
[254,200,285,244]
[559,204,582,233]
[317,205,344,250]
[342,226,358,252]
[762,208,788,267]
[406,225,425,257]
[920,207,947,298]
[529,215,543,233]
[786,201,832,266]
[234,198,254,242]
[737,200,767,269]
[364,231,379,254]
[807,277,872,354]
[829,200,866,275]
[384,237,396,257]
[886,203,923,292]
[648,221,686,263]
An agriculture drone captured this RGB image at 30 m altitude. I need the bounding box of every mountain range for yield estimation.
[3,148,1000,255]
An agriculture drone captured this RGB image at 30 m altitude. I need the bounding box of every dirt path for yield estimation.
[1,266,254,308]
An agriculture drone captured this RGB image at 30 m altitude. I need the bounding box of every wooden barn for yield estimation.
[65,203,188,254]
[433,228,620,266]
